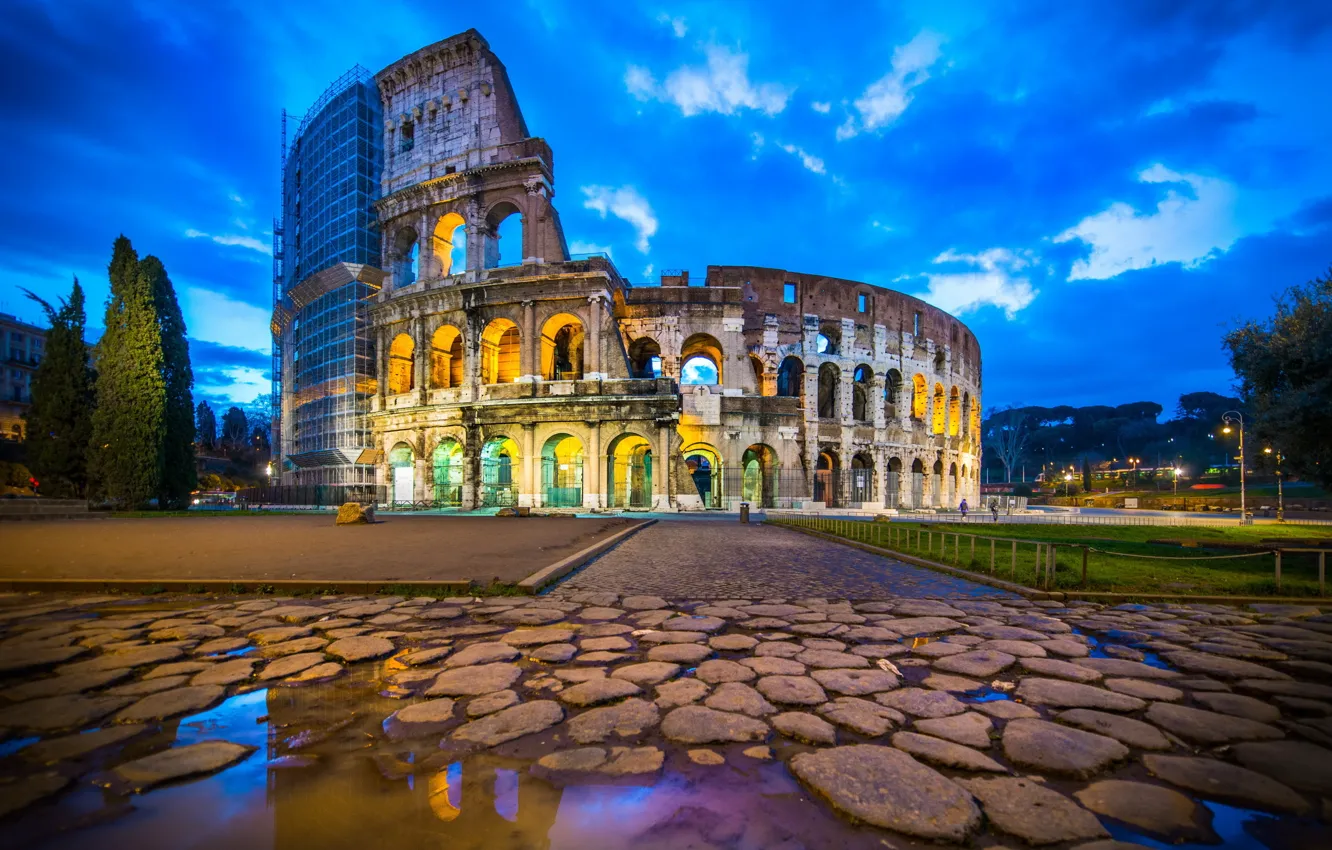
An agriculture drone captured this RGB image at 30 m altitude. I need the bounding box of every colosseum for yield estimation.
[357,31,981,513]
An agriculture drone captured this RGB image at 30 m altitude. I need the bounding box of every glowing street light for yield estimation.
[1173,466,1182,497]
[1221,411,1249,524]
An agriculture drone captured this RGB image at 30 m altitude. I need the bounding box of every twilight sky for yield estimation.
[2,0,1330,415]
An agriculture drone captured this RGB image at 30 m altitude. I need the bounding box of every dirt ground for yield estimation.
[0,514,638,583]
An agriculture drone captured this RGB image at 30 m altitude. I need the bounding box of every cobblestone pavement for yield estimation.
[562,520,1011,599]
[2,590,1331,848]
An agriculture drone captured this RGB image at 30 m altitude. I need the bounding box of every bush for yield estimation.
[1,461,33,488]
[1013,483,1033,498]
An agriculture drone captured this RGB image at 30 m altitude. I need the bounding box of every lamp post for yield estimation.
[1173,466,1182,497]
[1221,411,1249,524]
[1264,447,1284,522]
[1063,472,1073,497]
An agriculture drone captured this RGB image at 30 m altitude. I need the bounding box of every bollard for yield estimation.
[739,502,750,524]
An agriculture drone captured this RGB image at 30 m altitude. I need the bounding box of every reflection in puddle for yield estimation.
[1106,800,1284,850]
[0,735,38,757]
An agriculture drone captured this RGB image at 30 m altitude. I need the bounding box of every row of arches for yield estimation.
[390,202,525,286]
[385,313,586,393]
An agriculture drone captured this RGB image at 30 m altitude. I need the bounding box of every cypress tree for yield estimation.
[89,236,166,508]
[1081,457,1092,492]
[22,278,95,498]
[146,255,196,509]
[196,401,217,451]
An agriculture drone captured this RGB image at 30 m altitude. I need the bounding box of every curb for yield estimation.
[518,519,656,593]
[0,578,474,595]
[776,524,1053,599]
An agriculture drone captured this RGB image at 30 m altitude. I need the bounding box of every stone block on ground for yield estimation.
[335,502,374,525]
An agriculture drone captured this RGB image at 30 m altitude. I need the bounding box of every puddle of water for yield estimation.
[966,689,1012,702]
[0,735,39,757]
[221,646,256,658]
[1079,630,1174,672]
[1105,800,1287,850]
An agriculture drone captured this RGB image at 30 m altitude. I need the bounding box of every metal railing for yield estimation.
[893,511,1332,528]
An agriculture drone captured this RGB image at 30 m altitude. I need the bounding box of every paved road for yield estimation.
[560,519,1013,599]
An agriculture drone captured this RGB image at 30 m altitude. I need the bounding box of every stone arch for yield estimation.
[961,391,971,438]
[776,356,804,398]
[388,441,415,504]
[608,432,654,509]
[970,397,981,439]
[540,433,584,507]
[911,374,927,419]
[431,438,464,506]
[388,332,415,394]
[932,382,946,434]
[481,318,521,384]
[479,434,520,507]
[681,332,723,385]
[817,323,840,356]
[817,362,840,419]
[887,456,903,506]
[628,336,661,378]
[393,226,419,287]
[815,447,839,507]
[540,312,585,380]
[948,461,959,508]
[885,368,902,407]
[484,200,523,268]
[742,443,779,508]
[430,325,464,388]
[682,441,722,509]
[910,456,926,508]
[433,212,467,276]
[850,451,875,503]
[948,386,961,436]
[749,353,768,395]
[852,364,873,422]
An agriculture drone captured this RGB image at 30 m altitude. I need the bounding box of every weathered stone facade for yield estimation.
[366,31,980,512]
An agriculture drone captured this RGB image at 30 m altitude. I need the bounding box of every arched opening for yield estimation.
[884,368,902,414]
[776,356,804,398]
[431,438,463,506]
[388,332,415,394]
[485,202,523,268]
[430,325,464,388]
[628,337,661,379]
[948,462,959,508]
[540,433,584,508]
[961,392,972,439]
[608,433,654,509]
[911,374,927,419]
[887,456,903,507]
[948,386,961,436]
[816,324,840,356]
[682,443,722,509]
[815,448,839,507]
[817,363,840,419]
[742,443,778,508]
[480,435,520,507]
[394,227,419,287]
[934,348,946,373]
[970,398,981,440]
[910,458,925,507]
[749,354,768,395]
[961,464,969,504]
[540,313,585,381]
[680,333,723,385]
[481,319,521,384]
[932,383,946,434]
[388,442,415,505]
[433,212,467,277]
[852,365,872,422]
[932,458,944,507]
[850,451,875,503]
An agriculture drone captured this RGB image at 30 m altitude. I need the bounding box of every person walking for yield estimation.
[990,500,1000,522]
[959,498,968,518]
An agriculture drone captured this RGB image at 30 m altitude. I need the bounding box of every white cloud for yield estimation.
[912,248,1038,319]
[181,286,272,353]
[777,142,826,175]
[811,101,831,114]
[838,31,943,140]
[626,45,789,117]
[569,239,614,259]
[581,185,659,253]
[656,13,687,37]
[642,263,654,279]
[1054,164,1241,280]
[185,228,271,256]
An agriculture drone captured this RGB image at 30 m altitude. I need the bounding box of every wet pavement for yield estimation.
[0,590,1330,849]
[563,521,1009,598]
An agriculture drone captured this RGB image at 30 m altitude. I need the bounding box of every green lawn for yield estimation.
[770,517,1331,598]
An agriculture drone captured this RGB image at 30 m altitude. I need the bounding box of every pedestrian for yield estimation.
[959,498,968,518]
[990,500,1000,522]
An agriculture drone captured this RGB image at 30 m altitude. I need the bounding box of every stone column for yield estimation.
[586,294,603,379]
[461,424,478,510]
[521,424,536,507]
[414,454,427,504]
[374,326,387,411]
[840,364,854,426]
[656,423,671,509]
[415,314,429,405]
[463,309,479,402]
[419,211,434,281]
[521,299,537,382]
[873,372,887,430]
[585,423,601,509]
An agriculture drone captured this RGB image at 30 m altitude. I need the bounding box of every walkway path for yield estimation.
[562,519,1011,598]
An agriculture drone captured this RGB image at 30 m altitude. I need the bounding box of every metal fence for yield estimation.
[236,484,385,509]
[893,510,1332,528]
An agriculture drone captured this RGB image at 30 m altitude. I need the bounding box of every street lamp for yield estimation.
[1221,411,1249,524]
[1063,472,1073,497]
[1264,447,1284,522]
[1173,466,1182,497]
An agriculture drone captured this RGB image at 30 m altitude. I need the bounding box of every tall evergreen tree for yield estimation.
[89,236,166,508]
[196,401,217,450]
[146,256,196,509]
[1081,456,1092,492]
[22,278,95,498]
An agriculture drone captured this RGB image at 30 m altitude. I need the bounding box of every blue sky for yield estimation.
[3,0,1329,415]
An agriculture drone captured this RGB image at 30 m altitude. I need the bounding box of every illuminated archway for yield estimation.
[430,325,464,388]
[388,442,415,505]
[911,374,927,419]
[932,383,946,434]
[485,201,523,268]
[682,442,721,509]
[540,313,584,380]
[948,386,961,436]
[776,356,804,398]
[680,333,723,385]
[388,332,415,394]
[948,461,959,508]
[815,448,839,507]
[540,433,584,507]
[481,319,521,384]
[742,443,778,508]
[433,212,466,276]
[628,337,661,378]
[608,433,654,509]
[431,438,463,506]
[480,435,520,507]
[850,451,874,503]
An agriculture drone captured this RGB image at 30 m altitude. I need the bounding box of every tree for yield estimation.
[241,394,272,450]
[196,401,217,450]
[22,278,95,497]
[147,255,196,509]
[89,236,165,508]
[221,406,249,446]
[1225,267,1332,489]
[983,405,1030,483]
[1082,456,1092,492]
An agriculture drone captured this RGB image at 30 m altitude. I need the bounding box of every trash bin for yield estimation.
[739,502,750,523]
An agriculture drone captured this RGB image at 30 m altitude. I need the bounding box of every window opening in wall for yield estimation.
[857,293,868,313]
[817,363,839,419]
[776,356,804,398]
[913,311,921,336]
[629,337,661,378]
[681,355,718,384]
[400,120,414,152]
[783,282,797,303]
[444,165,456,175]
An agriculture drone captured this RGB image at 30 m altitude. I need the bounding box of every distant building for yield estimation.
[0,312,45,441]
[271,66,384,485]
